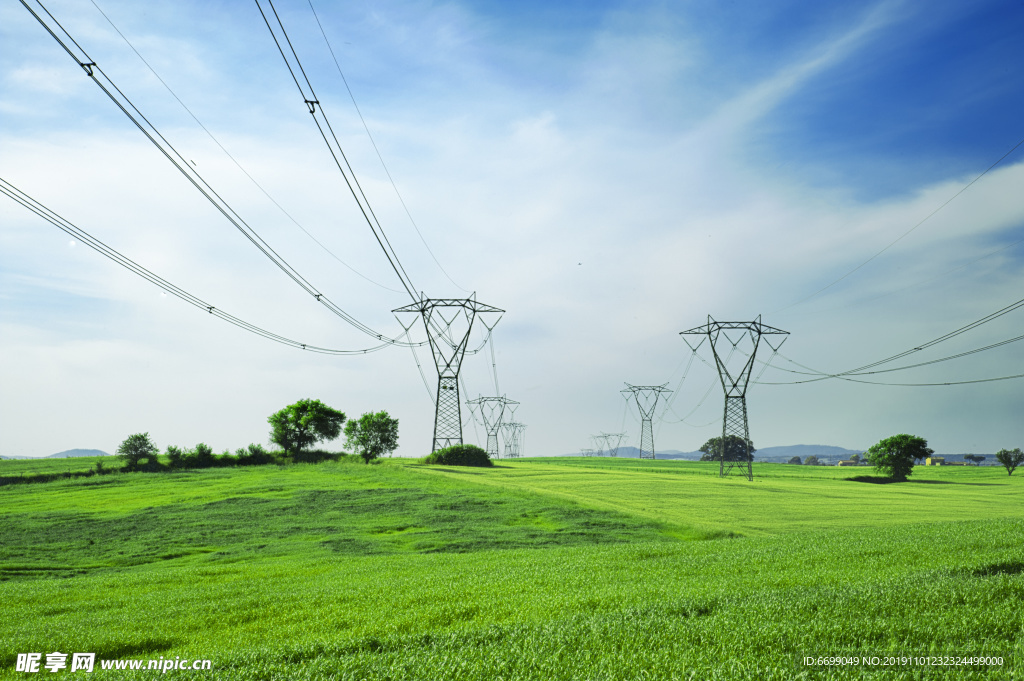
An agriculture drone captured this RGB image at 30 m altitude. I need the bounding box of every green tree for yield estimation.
[788,456,802,465]
[699,435,755,462]
[994,448,1023,476]
[964,454,986,466]
[117,433,159,471]
[850,453,861,464]
[344,410,400,464]
[268,399,346,456]
[865,434,933,481]
[804,455,820,466]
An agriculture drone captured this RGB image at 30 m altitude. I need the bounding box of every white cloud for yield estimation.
[2,0,1023,458]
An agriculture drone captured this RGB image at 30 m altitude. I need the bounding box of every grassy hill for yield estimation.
[0,454,108,476]
[1,457,1021,679]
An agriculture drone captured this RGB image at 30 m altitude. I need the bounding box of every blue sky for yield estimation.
[2,0,1024,458]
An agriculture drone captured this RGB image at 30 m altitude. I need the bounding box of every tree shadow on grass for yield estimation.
[845,476,1000,486]
[971,561,1024,577]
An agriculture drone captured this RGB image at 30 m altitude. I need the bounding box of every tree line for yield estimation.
[117,399,399,472]
[696,433,1023,479]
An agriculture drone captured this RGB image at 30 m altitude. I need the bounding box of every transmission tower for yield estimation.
[595,432,626,457]
[466,395,518,457]
[501,422,526,458]
[621,384,672,459]
[394,296,503,451]
[680,315,788,480]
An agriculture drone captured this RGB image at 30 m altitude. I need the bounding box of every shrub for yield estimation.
[423,444,492,467]
[290,449,342,463]
[235,443,276,466]
[166,445,185,469]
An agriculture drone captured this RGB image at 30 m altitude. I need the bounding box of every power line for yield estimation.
[752,291,1024,387]
[306,0,469,294]
[759,370,1024,388]
[0,177,407,355]
[21,0,416,346]
[796,229,1024,317]
[775,134,1024,313]
[255,0,418,301]
[86,0,402,294]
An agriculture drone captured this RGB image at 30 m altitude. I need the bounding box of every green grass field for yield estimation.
[1,456,1021,679]
[0,455,109,477]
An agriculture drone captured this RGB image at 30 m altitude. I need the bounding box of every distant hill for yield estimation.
[47,449,111,458]
[561,444,864,462]
[755,445,863,463]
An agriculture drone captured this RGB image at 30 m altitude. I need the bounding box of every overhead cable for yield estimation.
[306,0,469,294]
[775,135,1024,313]
[747,291,1024,387]
[255,0,418,301]
[0,177,409,355]
[86,0,402,294]
[21,0,416,346]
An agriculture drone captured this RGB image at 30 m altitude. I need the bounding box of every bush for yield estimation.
[235,443,277,466]
[289,448,342,464]
[193,443,215,467]
[423,444,492,467]
[164,443,223,470]
[166,445,185,469]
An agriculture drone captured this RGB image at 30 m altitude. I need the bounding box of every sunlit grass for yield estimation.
[444,457,1024,535]
[1,456,1021,679]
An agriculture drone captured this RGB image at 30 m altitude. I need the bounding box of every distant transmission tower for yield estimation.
[596,432,626,457]
[395,296,503,451]
[621,384,672,459]
[466,395,518,457]
[680,316,788,480]
[501,422,526,458]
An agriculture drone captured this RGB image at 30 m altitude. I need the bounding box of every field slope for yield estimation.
[1,456,1021,680]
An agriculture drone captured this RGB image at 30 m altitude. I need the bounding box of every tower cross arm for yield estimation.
[393,298,504,314]
[680,318,789,336]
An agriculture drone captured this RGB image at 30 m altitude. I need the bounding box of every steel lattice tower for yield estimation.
[621,384,672,459]
[592,432,625,457]
[680,315,788,480]
[466,395,518,458]
[394,296,503,452]
[594,432,626,457]
[501,422,526,458]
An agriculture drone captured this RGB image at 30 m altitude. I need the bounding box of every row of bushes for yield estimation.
[119,433,348,473]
